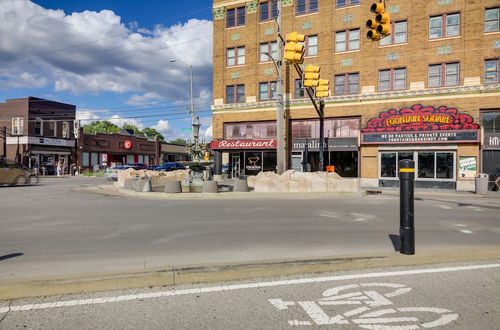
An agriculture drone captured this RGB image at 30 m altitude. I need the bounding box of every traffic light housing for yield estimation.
[367,1,390,41]
[303,65,320,88]
[284,32,305,64]
[315,79,330,98]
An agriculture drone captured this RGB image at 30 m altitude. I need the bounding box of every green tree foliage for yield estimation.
[142,127,165,142]
[83,121,120,134]
[169,138,187,145]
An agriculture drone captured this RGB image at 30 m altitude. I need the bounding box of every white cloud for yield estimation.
[0,0,213,105]
[126,92,162,106]
[76,109,104,124]
[201,124,212,140]
[108,115,144,129]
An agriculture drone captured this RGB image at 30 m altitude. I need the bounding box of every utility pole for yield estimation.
[275,0,285,175]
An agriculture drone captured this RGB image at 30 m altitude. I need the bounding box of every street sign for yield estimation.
[181,128,192,131]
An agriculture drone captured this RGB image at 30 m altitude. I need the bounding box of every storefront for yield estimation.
[78,131,160,171]
[210,139,277,178]
[481,110,500,190]
[290,117,360,176]
[361,104,480,189]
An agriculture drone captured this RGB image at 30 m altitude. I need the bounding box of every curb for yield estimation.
[1,246,499,300]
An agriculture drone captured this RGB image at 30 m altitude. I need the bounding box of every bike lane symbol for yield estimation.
[268,282,459,328]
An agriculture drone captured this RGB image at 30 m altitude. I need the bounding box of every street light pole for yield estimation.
[170,59,202,162]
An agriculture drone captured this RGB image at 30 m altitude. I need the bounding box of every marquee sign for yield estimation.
[484,133,500,149]
[210,139,277,149]
[361,104,480,144]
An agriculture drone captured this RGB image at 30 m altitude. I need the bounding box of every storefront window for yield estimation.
[127,155,134,164]
[436,153,454,178]
[418,153,435,178]
[244,151,263,176]
[381,152,397,177]
[91,153,99,166]
[82,153,90,167]
[224,121,276,139]
[263,151,277,172]
[381,151,455,179]
[292,118,359,138]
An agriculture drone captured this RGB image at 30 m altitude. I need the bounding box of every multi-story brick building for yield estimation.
[211,0,500,190]
[0,97,76,173]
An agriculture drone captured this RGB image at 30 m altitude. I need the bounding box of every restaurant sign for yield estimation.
[361,104,480,144]
[210,139,277,149]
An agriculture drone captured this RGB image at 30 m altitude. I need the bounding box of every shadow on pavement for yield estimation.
[388,234,401,252]
[0,253,24,261]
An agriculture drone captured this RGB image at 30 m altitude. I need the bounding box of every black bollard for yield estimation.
[399,159,415,255]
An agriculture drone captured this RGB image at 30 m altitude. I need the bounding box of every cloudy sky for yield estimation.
[0,0,213,141]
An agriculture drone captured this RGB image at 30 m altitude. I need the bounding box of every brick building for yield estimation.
[0,97,76,173]
[211,0,500,190]
[77,131,161,171]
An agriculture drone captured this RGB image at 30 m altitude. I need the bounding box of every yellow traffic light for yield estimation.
[304,65,320,88]
[284,32,305,64]
[315,79,330,98]
[367,1,390,41]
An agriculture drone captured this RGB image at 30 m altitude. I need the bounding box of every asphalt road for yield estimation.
[1,177,499,280]
[0,261,498,329]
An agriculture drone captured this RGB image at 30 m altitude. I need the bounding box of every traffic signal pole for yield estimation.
[292,63,325,171]
[2,126,6,158]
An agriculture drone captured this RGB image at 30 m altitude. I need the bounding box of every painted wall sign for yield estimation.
[292,138,358,151]
[362,104,479,133]
[124,140,133,149]
[210,139,277,149]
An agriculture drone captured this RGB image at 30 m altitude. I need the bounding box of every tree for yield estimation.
[169,138,187,145]
[83,121,120,134]
[142,127,164,142]
[122,124,145,137]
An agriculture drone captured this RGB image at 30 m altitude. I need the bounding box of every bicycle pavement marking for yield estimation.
[0,263,499,314]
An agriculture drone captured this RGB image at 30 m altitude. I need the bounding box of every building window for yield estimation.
[305,35,318,56]
[227,6,245,28]
[227,46,245,66]
[485,59,499,84]
[482,111,500,133]
[224,121,276,139]
[291,118,360,138]
[48,121,56,137]
[259,41,277,62]
[34,119,42,136]
[259,81,277,101]
[429,13,460,39]
[485,7,500,32]
[62,122,69,138]
[260,1,278,22]
[379,21,407,46]
[82,153,90,167]
[294,79,306,98]
[296,0,318,15]
[335,29,360,52]
[378,68,406,91]
[336,0,360,8]
[226,85,245,103]
[428,62,459,87]
[334,73,359,95]
[11,117,24,136]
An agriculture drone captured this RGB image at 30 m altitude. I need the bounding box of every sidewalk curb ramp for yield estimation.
[1,247,499,300]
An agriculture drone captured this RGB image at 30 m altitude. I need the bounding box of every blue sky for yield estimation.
[0,0,213,141]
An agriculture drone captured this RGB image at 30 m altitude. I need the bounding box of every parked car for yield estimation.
[154,162,186,172]
[125,163,148,170]
[0,159,32,186]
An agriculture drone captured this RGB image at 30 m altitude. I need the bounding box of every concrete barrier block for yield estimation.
[202,181,219,193]
[233,179,249,192]
[165,181,182,193]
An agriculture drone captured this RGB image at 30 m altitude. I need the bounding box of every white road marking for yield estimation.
[466,206,482,212]
[1,263,499,314]
[459,229,473,234]
[436,205,452,210]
